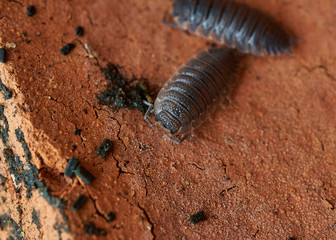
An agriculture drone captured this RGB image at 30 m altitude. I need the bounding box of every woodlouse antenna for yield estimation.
[143,100,154,127]
[162,11,178,28]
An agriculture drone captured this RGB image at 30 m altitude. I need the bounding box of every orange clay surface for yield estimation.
[0,0,335,239]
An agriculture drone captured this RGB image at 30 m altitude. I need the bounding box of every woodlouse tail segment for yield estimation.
[143,100,154,127]
[285,47,293,56]
[285,38,299,56]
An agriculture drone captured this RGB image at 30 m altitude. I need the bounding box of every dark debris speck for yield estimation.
[60,43,75,56]
[27,6,36,17]
[84,222,107,236]
[73,128,82,135]
[71,195,87,211]
[75,26,84,37]
[107,212,116,222]
[98,63,153,115]
[189,211,206,224]
[96,139,113,158]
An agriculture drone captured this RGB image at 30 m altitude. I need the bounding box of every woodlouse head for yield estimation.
[155,111,181,135]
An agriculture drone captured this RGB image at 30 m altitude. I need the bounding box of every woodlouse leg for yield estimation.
[162,11,178,28]
[163,134,181,144]
[226,96,232,104]
[143,100,154,127]
[163,133,190,144]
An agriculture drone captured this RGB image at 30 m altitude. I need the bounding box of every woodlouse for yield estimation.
[145,48,239,144]
[164,0,294,55]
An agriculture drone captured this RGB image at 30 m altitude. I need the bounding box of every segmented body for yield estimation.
[170,0,293,55]
[152,48,239,143]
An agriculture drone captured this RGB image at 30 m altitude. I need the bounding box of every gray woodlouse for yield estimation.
[145,48,239,144]
[164,0,294,55]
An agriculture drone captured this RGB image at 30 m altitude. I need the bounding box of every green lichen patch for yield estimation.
[0,214,24,240]
[0,77,13,100]
[0,105,9,144]
[32,209,41,230]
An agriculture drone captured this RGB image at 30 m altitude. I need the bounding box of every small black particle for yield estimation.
[83,109,88,114]
[97,63,153,115]
[75,26,84,37]
[139,145,148,151]
[288,238,296,240]
[74,166,95,184]
[189,211,206,224]
[84,222,95,234]
[64,157,80,178]
[107,212,116,222]
[27,6,36,17]
[84,222,107,236]
[60,43,75,56]
[0,48,6,63]
[96,139,113,158]
[71,195,87,211]
[73,128,82,135]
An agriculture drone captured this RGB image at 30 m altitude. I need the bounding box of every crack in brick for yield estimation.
[86,188,109,222]
[137,203,156,240]
[7,0,23,6]
[113,153,134,179]
[253,227,260,238]
[219,185,238,197]
[109,116,126,150]
[188,163,205,170]
[295,65,335,82]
